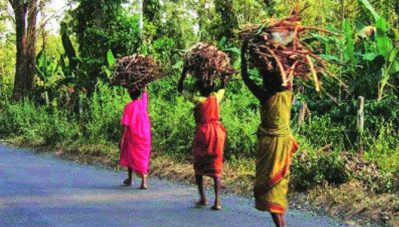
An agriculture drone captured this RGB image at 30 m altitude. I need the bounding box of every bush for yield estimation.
[363,123,399,193]
[294,116,347,151]
[80,82,129,144]
[0,100,80,144]
[291,139,349,191]
[221,82,259,158]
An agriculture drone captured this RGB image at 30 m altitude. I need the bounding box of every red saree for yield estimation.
[192,95,226,177]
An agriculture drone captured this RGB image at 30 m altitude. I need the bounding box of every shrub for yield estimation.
[291,139,350,191]
[81,82,129,144]
[294,116,347,151]
[0,100,80,144]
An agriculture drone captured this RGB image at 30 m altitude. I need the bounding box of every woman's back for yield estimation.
[121,91,151,137]
[194,95,220,124]
[258,90,292,136]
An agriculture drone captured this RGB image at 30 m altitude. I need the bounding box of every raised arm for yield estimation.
[241,41,267,102]
[177,67,188,93]
[220,73,229,89]
[177,67,201,103]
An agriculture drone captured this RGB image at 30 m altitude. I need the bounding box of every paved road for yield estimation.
[0,144,343,227]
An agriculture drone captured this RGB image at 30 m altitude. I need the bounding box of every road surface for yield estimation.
[0,144,344,227]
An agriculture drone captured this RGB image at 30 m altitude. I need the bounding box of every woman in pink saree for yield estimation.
[119,87,151,189]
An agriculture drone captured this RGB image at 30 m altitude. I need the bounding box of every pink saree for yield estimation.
[119,91,151,174]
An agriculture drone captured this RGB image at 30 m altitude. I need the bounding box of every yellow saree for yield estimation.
[254,90,298,214]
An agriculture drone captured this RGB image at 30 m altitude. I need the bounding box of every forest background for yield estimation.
[0,0,399,225]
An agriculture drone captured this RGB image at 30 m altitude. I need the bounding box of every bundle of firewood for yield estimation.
[184,43,235,87]
[111,54,163,90]
[240,13,337,91]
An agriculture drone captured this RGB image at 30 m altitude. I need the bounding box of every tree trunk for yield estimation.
[10,0,39,101]
[26,0,38,95]
[138,0,143,37]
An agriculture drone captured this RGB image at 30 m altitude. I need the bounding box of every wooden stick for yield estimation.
[288,60,299,77]
[357,96,365,153]
[309,53,327,68]
[320,86,339,104]
[306,55,320,92]
[287,60,299,86]
[280,50,312,55]
[299,26,339,36]
[293,26,299,51]
[320,69,348,89]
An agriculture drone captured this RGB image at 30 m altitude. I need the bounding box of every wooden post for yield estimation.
[44,91,49,107]
[357,96,364,153]
[78,93,84,117]
[298,102,311,126]
[138,0,144,38]
[298,103,307,125]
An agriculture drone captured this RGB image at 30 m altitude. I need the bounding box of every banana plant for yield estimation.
[36,50,64,106]
[314,0,399,100]
[101,49,116,80]
[359,0,399,101]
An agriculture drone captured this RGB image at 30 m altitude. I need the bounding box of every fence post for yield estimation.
[298,102,311,126]
[298,103,307,125]
[357,96,365,153]
[79,94,83,118]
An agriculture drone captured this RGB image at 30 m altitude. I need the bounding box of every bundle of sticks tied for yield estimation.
[184,43,235,87]
[111,54,163,91]
[240,12,338,91]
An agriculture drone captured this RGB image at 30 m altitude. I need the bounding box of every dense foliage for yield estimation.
[70,0,141,91]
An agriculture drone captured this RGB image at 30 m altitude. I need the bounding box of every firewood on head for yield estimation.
[184,43,235,88]
[110,54,164,91]
[239,10,337,91]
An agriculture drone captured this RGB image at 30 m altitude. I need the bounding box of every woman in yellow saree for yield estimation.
[241,41,298,227]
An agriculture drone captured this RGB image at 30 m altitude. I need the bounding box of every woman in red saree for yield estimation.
[178,68,226,210]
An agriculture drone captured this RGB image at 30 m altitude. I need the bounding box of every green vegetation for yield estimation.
[0,0,398,225]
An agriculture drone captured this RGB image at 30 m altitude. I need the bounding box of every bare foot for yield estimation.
[211,204,222,211]
[139,184,148,190]
[140,175,148,190]
[122,178,132,186]
[195,199,208,208]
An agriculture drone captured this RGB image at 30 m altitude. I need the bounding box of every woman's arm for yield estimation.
[214,88,225,104]
[177,67,202,104]
[119,126,128,150]
[177,67,188,93]
[241,41,267,102]
[215,78,227,104]
[220,74,228,89]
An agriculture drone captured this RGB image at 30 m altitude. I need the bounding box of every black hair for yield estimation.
[260,68,285,93]
[129,89,142,100]
[196,80,215,97]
